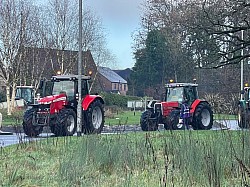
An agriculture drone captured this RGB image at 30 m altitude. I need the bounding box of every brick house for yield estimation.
[97,67,128,95]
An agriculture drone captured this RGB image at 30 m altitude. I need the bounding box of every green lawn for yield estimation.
[0,109,23,126]
[105,110,142,125]
[0,130,249,186]
[214,113,238,120]
[104,111,238,125]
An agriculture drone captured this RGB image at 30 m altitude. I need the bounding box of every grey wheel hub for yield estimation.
[92,107,102,129]
[201,109,211,127]
[66,115,75,132]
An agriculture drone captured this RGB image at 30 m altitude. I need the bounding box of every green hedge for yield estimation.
[100,92,142,108]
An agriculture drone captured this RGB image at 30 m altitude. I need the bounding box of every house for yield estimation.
[113,68,132,82]
[97,67,128,95]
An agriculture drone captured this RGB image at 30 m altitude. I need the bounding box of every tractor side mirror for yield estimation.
[38,80,44,89]
[161,93,165,101]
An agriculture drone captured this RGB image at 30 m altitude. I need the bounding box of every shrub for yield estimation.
[100,92,142,108]
[204,93,239,114]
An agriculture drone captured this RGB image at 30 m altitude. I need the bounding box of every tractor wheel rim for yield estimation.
[238,110,242,124]
[201,109,211,127]
[177,123,183,129]
[67,115,75,132]
[92,107,102,129]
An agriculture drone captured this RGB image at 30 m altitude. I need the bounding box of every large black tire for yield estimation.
[140,110,158,131]
[238,107,250,128]
[23,108,43,137]
[83,100,104,134]
[53,108,76,136]
[165,110,185,130]
[192,102,213,130]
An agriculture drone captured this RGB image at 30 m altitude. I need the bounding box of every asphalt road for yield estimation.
[0,120,241,147]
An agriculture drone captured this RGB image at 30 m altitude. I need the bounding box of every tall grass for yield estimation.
[1,130,250,186]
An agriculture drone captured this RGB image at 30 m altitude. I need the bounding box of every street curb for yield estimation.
[0,130,13,135]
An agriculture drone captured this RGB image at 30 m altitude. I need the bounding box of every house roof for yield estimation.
[98,67,127,84]
[113,68,132,81]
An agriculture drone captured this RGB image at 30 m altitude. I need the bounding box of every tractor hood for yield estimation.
[160,101,180,116]
[161,101,180,109]
[38,94,67,104]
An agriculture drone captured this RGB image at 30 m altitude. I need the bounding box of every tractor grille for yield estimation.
[154,103,162,115]
[35,104,50,125]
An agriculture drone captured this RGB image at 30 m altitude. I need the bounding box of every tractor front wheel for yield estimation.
[193,102,213,130]
[53,108,76,136]
[165,110,185,130]
[238,107,250,128]
[23,108,43,137]
[83,100,104,134]
[140,110,158,131]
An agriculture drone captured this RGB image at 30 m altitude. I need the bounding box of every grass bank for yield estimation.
[1,130,250,186]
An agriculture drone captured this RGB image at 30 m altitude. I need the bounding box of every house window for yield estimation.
[124,84,126,91]
[114,83,116,90]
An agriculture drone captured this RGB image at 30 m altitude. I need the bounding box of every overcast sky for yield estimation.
[85,0,144,69]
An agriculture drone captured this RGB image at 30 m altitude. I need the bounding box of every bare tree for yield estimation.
[0,0,40,115]
[41,0,115,75]
[174,0,250,68]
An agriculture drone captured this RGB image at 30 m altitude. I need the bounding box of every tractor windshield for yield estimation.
[166,87,184,102]
[15,87,34,104]
[52,81,74,98]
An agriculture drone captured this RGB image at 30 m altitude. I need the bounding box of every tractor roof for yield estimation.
[166,83,198,88]
[51,74,91,81]
[17,85,34,88]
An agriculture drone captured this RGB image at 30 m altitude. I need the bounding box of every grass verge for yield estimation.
[1,130,250,186]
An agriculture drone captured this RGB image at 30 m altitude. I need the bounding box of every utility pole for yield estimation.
[240,30,244,100]
[77,0,83,136]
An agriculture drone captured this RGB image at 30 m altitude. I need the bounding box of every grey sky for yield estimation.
[85,0,143,69]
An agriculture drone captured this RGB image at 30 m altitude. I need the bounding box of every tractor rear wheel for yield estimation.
[140,110,158,131]
[83,100,104,134]
[192,102,213,130]
[23,108,43,137]
[53,108,76,136]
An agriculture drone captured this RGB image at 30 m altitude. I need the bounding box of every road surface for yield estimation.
[0,120,241,147]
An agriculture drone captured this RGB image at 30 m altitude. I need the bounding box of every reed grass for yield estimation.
[1,129,250,186]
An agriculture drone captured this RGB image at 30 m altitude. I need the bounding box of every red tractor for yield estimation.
[22,74,105,137]
[140,81,213,131]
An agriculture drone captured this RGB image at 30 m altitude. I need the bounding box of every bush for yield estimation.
[100,92,142,108]
[204,93,239,114]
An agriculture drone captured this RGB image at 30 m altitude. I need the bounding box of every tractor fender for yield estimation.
[239,100,246,109]
[82,95,104,111]
[190,99,210,114]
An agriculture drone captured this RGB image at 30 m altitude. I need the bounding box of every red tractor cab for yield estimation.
[22,74,105,137]
[140,82,213,131]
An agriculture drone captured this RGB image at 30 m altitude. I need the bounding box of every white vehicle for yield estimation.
[15,86,35,104]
